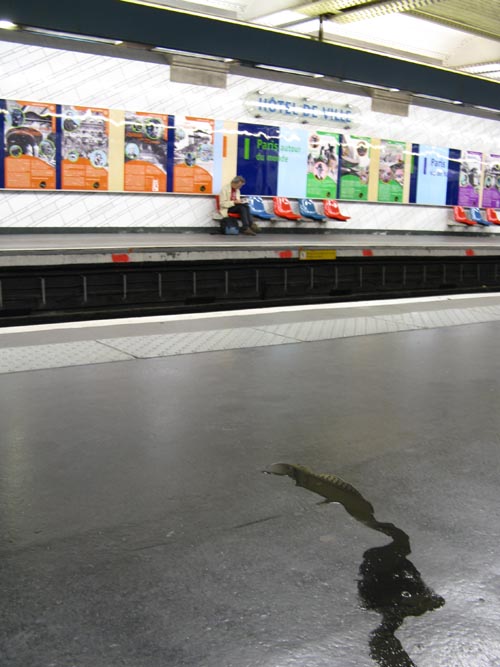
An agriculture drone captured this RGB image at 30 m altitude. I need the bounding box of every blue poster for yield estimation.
[445,149,461,205]
[277,127,308,198]
[236,122,280,196]
[413,145,449,205]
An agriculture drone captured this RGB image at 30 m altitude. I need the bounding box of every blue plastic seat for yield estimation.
[469,208,491,226]
[299,198,325,221]
[248,196,274,220]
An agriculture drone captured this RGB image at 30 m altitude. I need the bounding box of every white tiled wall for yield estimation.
[0,41,499,232]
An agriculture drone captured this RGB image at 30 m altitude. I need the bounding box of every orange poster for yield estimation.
[174,116,214,194]
[4,100,57,190]
[124,112,169,192]
[61,105,109,191]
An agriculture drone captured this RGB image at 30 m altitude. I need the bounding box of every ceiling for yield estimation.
[0,0,498,115]
[153,0,500,80]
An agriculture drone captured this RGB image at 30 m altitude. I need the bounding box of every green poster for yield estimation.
[305,130,339,199]
[339,135,370,200]
[378,139,405,203]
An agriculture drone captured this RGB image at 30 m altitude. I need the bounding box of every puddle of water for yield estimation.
[264,463,445,667]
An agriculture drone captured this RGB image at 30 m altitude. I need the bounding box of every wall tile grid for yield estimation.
[0,41,498,232]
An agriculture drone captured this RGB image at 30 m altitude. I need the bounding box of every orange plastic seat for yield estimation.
[453,206,476,226]
[215,195,240,219]
[323,199,350,221]
[486,208,500,225]
[273,197,301,220]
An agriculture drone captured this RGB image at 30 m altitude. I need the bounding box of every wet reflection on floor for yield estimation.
[265,463,445,667]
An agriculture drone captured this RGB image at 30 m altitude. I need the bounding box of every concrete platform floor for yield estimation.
[2,231,500,252]
[1,301,500,666]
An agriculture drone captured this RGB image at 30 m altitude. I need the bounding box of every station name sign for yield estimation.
[244,92,356,129]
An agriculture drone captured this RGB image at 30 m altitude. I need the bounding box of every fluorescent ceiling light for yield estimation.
[121,0,247,24]
[473,104,500,113]
[342,79,400,92]
[153,46,233,62]
[26,26,123,45]
[413,92,462,104]
[253,10,305,27]
[183,0,242,11]
[283,19,320,33]
[460,62,500,75]
[255,64,324,78]
[0,20,17,30]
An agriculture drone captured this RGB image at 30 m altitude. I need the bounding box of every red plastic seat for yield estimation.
[273,197,301,220]
[215,195,240,219]
[323,199,350,221]
[453,206,476,226]
[486,208,500,225]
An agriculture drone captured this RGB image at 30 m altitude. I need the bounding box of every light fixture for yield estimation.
[342,79,400,92]
[255,64,324,78]
[25,26,123,45]
[413,93,462,105]
[252,10,305,27]
[282,19,322,34]
[0,20,17,30]
[459,62,500,75]
[473,104,500,113]
[152,46,233,62]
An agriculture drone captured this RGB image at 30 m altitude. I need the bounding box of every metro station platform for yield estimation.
[1,295,499,666]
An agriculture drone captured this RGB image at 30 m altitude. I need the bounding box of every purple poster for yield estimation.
[458,150,482,206]
[482,153,500,208]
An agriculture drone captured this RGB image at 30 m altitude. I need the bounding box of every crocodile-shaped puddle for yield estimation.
[265,463,445,667]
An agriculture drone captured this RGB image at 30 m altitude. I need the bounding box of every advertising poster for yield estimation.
[124,111,169,192]
[305,130,339,199]
[173,116,215,194]
[377,140,405,202]
[412,144,449,205]
[444,148,461,205]
[211,120,225,195]
[61,105,109,191]
[458,150,482,206]
[236,122,280,196]
[277,127,308,198]
[3,100,57,189]
[339,134,370,200]
[482,153,500,208]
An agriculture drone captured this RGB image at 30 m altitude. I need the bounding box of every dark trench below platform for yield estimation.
[1,322,500,666]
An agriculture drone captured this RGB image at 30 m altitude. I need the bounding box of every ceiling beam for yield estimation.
[0,0,498,110]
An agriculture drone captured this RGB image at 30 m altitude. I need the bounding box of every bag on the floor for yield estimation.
[220,217,239,235]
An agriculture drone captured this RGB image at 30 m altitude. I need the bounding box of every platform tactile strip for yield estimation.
[0,340,133,374]
[2,303,500,374]
[99,327,297,359]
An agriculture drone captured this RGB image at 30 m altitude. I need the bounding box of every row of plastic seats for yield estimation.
[453,206,500,227]
[249,196,350,222]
